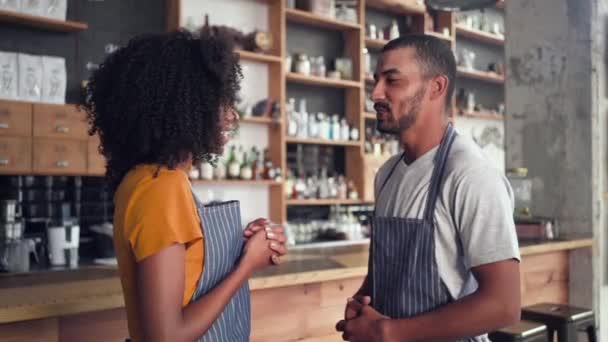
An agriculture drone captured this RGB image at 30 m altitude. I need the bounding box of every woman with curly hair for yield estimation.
[82,30,287,342]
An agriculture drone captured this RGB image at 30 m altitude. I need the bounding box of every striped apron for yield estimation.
[370,124,488,342]
[190,198,251,342]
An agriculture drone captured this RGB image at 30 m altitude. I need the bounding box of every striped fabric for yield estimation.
[370,125,490,342]
[190,199,251,342]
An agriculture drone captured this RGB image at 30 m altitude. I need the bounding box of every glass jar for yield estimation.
[295,53,311,75]
[318,113,330,140]
[506,168,533,217]
[308,112,319,138]
[331,115,341,141]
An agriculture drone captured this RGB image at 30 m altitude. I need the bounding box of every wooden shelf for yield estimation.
[290,238,370,250]
[0,9,88,32]
[286,73,361,89]
[191,179,282,186]
[286,137,361,147]
[285,8,361,31]
[365,38,389,50]
[286,199,371,206]
[240,116,278,125]
[457,67,504,84]
[458,110,504,121]
[236,49,282,64]
[455,24,504,46]
[365,0,426,15]
[364,112,376,120]
[425,31,453,42]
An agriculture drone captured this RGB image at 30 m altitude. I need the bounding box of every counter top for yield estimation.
[0,237,592,324]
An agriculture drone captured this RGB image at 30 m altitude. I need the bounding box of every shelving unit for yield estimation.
[240,116,277,125]
[285,8,361,30]
[286,73,361,89]
[286,199,371,206]
[459,110,504,121]
[455,24,504,46]
[0,9,88,32]
[236,49,282,64]
[365,38,389,50]
[165,0,507,230]
[457,67,504,84]
[285,137,361,147]
[191,179,282,186]
[365,0,426,15]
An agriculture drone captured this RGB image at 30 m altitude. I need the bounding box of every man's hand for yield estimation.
[337,304,390,342]
[243,218,287,264]
[344,296,372,320]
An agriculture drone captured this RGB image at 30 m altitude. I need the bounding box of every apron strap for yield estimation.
[423,124,457,222]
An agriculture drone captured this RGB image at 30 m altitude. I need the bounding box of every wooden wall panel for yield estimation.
[0,318,58,342]
[58,308,128,342]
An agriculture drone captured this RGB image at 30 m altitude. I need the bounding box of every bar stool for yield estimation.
[488,320,548,342]
[522,303,597,342]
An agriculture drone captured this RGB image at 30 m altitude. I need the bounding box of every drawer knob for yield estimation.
[0,158,9,166]
[0,123,8,129]
[56,125,70,134]
[56,160,70,168]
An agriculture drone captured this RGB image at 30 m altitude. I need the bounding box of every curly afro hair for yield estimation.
[82,30,242,191]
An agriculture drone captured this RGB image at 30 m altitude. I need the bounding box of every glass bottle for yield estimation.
[389,20,400,40]
[308,111,319,138]
[298,99,308,138]
[263,148,274,179]
[350,127,359,141]
[287,98,298,137]
[318,168,330,199]
[250,147,261,180]
[214,157,227,179]
[328,177,338,198]
[285,169,295,199]
[227,146,241,179]
[295,172,307,199]
[337,175,347,200]
[340,118,350,141]
[331,115,341,141]
[200,161,214,180]
[347,180,359,200]
[240,152,253,180]
[188,165,200,180]
[318,113,330,140]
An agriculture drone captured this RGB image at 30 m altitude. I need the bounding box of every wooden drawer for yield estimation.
[33,138,87,175]
[0,137,32,174]
[87,136,105,175]
[0,101,32,137]
[33,103,88,140]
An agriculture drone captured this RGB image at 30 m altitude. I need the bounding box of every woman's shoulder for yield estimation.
[116,164,193,205]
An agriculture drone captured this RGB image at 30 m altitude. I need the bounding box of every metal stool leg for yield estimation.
[586,324,597,342]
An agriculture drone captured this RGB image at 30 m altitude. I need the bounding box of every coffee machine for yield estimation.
[0,199,38,273]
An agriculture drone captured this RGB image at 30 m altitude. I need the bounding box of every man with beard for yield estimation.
[336,35,521,342]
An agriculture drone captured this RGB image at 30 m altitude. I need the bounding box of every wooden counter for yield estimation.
[0,238,593,341]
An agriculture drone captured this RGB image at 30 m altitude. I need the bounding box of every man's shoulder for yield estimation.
[445,135,501,179]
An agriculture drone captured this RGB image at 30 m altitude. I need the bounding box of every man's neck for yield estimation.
[399,114,448,164]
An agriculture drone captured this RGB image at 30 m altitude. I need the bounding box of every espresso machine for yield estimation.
[0,199,38,273]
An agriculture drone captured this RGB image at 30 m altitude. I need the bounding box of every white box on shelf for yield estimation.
[0,0,21,12]
[0,51,19,101]
[42,0,66,21]
[18,53,43,102]
[42,55,66,104]
[20,0,43,17]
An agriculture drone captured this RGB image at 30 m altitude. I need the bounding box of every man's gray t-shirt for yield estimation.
[374,134,520,301]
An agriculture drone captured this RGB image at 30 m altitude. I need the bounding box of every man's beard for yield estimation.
[376,86,426,135]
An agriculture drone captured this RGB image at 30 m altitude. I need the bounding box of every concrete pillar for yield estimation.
[505,0,605,329]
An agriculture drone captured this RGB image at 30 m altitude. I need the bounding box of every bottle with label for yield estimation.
[250,147,261,180]
[240,152,253,180]
[227,146,241,179]
[262,148,274,179]
[331,115,341,141]
[340,118,350,141]
[200,161,214,180]
[328,177,338,198]
[318,168,330,199]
